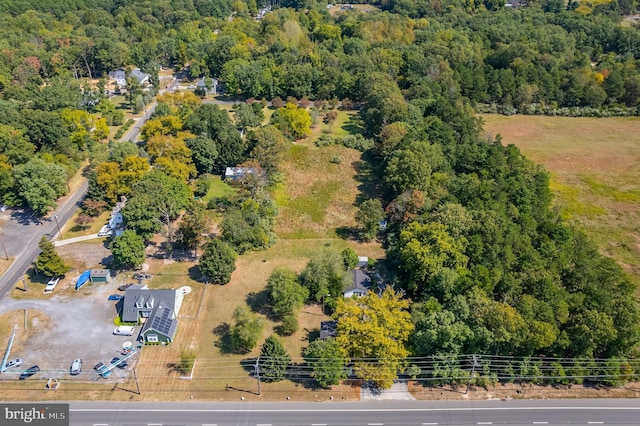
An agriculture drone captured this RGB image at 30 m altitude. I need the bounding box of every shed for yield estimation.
[358,256,369,268]
[320,320,338,339]
[90,269,110,283]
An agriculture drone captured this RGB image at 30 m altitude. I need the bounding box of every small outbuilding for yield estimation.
[90,269,110,283]
[320,320,338,339]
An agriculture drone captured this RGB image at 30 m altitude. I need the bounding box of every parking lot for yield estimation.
[0,277,140,382]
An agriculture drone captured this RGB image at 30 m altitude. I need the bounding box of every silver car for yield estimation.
[4,358,22,369]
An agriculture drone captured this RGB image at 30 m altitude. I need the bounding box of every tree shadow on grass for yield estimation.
[213,323,235,354]
[188,265,204,282]
[246,289,276,320]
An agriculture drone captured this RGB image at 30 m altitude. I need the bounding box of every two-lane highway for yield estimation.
[68,399,640,426]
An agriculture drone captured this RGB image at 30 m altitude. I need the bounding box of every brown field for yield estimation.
[481,114,640,285]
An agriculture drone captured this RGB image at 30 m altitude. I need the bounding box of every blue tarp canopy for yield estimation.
[75,270,91,290]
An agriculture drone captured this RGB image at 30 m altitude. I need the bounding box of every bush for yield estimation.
[194,178,211,197]
[329,155,342,164]
[315,135,334,147]
[177,351,196,375]
[277,314,299,336]
[339,134,374,151]
[323,110,338,123]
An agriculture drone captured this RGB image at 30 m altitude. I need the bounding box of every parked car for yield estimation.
[113,326,135,336]
[93,362,105,371]
[111,357,128,369]
[70,359,82,375]
[118,283,134,291]
[108,294,124,301]
[19,365,39,380]
[3,358,22,369]
[132,273,152,280]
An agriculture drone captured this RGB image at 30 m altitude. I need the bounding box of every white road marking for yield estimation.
[257,424,272,426]
[588,423,604,424]
[368,423,384,426]
[312,424,327,426]
[533,423,548,424]
[477,423,493,425]
[202,424,217,426]
[93,424,108,426]
[423,423,439,425]
[71,406,640,413]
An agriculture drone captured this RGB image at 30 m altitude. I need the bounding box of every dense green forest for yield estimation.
[1,0,639,386]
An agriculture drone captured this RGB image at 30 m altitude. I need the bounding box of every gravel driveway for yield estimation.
[0,282,139,381]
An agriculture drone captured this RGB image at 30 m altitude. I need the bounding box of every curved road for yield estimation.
[0,181,88,301]
[67,399,640,426]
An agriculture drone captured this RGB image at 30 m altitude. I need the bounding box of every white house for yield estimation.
[343,269,371,298]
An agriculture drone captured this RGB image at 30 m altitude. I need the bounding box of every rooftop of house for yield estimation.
[122,285,177,323]
[344,269,371,295]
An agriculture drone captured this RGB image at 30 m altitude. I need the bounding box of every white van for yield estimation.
[113,326,135,336]
[70,358,82,375]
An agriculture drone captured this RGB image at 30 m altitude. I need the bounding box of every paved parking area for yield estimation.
[0,280,140,381]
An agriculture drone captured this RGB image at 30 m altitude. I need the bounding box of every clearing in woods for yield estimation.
[481,114,640,287]
[131,109,380,400]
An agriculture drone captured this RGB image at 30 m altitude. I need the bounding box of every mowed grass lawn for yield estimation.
[481,114,640,286]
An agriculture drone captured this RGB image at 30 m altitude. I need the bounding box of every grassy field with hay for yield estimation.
[481,114,640,286]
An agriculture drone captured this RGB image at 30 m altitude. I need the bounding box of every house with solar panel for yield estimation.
[122,284,186,344]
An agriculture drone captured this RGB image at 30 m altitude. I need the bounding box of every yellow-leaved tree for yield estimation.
[334,287,413,389]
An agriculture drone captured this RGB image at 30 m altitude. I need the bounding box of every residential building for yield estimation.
[122,284,185,344]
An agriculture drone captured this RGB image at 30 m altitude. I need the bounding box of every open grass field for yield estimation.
[481,114,640,286]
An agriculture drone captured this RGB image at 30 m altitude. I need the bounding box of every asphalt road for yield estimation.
[0,181,88,301]
[121,77,179,142]
[67,399,640,426]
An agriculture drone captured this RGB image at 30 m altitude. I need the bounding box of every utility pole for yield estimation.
[255,356,261,395]
[133,368,141,395]
[466,355,479,394]
[53,215,62,239]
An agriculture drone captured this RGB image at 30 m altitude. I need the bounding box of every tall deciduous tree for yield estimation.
[35,237,69,277]
[110,230,145,269]
[199,238,237,284]
[186,136,218,175]
[184,104,245,172]
[303,338,347,388]
[270,102,312,140]
[334,287,414,389]
[177,203,207,252]
[259,335,291,383]
[230,305,264,353]
[13,158,68,215]
[266,267,309,319]
[355,198,385,242]
[248,125,289,174]
[299,249,347,306]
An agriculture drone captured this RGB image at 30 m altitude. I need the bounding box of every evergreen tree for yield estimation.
[259,335,291,382]
[35,236,69,277]
[199,238,237,284]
